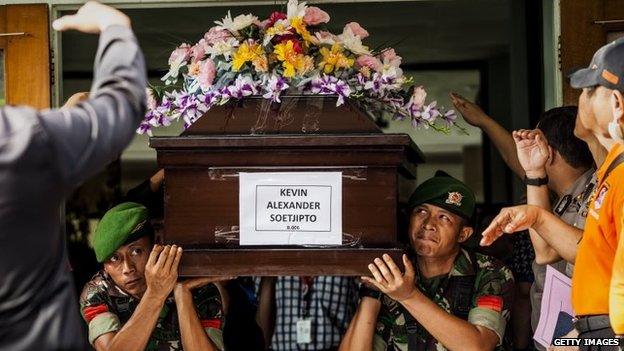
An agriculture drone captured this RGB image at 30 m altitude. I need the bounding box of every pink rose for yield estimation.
[410,86,427,109]
[356,55,382,72]
[203,27,232,45]
[198,59,216,90]
[168,43,192,65]
[380,48,402,67]
[344,22,369,39]
[303,7,330,25]
[190,39,209,63]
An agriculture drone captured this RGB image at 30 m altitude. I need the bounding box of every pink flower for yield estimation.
[380,48,402,67]
[168,43,192,65]
[344,22,369,39]
[303,7,330,25]
[198,59,216,90]
[203,27,232,45]
[146,88,157,110]
[190,39,209,63]
[356,55,382,72]
[410,86,427,109]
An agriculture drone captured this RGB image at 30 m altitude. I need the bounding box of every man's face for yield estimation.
[103,236,152,299]
[408,203,473,258]
[577,86,614,138]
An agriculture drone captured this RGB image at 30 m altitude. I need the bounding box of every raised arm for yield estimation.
[39,2,147,191]
[174,278,231,351]
[480,205,582,264]
[339,296,382,351]
[450,93,525,178]
[513,129,564,263]
[255,277,277,350]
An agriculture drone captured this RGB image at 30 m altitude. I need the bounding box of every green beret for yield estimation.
[407,171,476,222]
[91,202,152,263]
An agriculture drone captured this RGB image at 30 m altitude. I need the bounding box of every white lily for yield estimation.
[161,55,186,84]
[206,37,239,60]
[287,0,307,20]
[338,28,370,55]
[215,11,258,32]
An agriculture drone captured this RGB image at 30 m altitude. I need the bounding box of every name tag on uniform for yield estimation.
[296,319,312,344]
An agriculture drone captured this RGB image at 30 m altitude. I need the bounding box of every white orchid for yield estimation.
[313,31,337,45]
[215,11,258,32]
[161,55,186,84]
[287,0,307,20]
[338,28,370,55]
[206,37,239,60]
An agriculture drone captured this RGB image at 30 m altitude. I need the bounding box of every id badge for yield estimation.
[296,319,312,344]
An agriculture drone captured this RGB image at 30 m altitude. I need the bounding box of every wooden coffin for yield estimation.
[151,96,423,276]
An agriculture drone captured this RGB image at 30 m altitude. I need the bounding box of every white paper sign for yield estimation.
[239,172,342,245]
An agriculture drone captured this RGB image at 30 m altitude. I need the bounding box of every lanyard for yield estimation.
[300,276,314,318]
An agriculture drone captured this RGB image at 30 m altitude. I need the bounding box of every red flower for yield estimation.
[273,35,303,54]
[289,39,303,54]
[265,11,287,28]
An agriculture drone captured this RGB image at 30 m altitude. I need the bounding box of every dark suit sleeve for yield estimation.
[37,25,147,193]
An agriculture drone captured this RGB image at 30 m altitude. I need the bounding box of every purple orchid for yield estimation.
[441,109,457,126]
[136,121,153,136]
[415,101,440,123]
[225,75,258,99]
[262,75,289,103]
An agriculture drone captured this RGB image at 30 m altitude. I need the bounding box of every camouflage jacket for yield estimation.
[79,271,224,350]
[372,249,515,351]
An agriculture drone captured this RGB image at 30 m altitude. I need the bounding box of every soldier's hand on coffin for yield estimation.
[144,245,182,301]
[361,254,417,302]
[513,129,550,178]
[480,205,542,246]
[449,92,487,127]
[175,276,235,292]
[52,1,131,34]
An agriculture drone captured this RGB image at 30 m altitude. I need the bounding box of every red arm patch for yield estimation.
[200,319,222,330]
[83,304,109,323]
[476,295,503,312]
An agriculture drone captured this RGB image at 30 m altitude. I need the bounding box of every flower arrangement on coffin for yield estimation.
[139,0,462,136]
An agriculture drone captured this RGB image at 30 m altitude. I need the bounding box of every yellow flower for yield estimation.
[290,17,313,43]
[273,40,312,78]
[265,23,290,39]
[232,41,265,71]
[319,44,354,74]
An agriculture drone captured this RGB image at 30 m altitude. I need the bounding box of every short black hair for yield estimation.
[537,106,594,170]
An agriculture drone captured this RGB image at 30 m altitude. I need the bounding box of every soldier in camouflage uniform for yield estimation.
[79,202,226,351]
[340,172,514,351]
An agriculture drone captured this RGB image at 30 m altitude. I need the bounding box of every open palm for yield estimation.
[513,129,549,174]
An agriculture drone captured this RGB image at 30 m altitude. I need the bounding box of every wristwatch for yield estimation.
[524,174,549,186]
[359,285,383,300]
